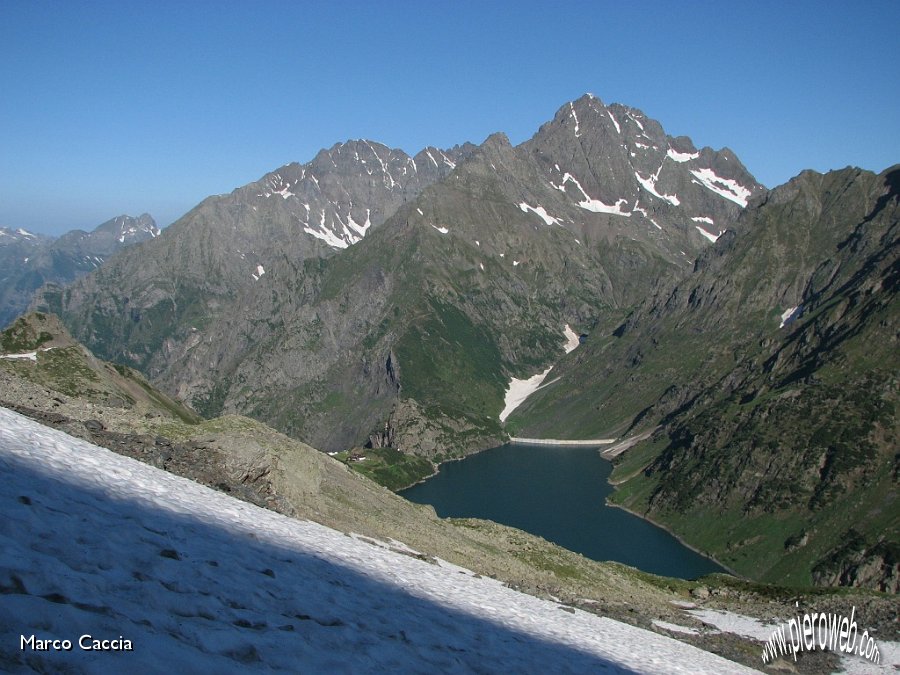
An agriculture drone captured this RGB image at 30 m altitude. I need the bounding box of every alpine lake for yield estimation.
[401,442,726,580]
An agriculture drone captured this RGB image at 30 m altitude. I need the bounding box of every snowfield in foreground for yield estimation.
[0,407,756,673]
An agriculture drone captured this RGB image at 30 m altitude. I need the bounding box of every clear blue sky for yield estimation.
[2,0,898,235]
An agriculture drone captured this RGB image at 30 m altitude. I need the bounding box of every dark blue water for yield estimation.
[401,442,726,580]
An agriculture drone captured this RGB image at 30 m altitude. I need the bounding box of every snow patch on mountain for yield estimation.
[500,367,553,423]
[1,351,38,361]
[552,173,631,216]
[695,226,722,243]
[779,305,802,328]
[363,140,396,189]
[260,174,296,200]
[667,149,700,163]
[686,609,773,641]
[345,209,372,237]
[580,196,631,216]
[299,204,375,250]
[303,223,349,249]
[500,325,583,422]
[439,150,456,169]
[635,170,680,206]
[518,202,561,226]
[569,102,580,137]
[563,324,580,353]
[607,111,621,134]
[690,168,751,207]
[653,620,700,636]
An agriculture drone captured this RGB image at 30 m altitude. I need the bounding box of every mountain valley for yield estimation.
[3,94,894,597]
[2,312,896,673]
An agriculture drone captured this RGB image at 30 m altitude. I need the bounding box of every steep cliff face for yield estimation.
[521,95,761,261]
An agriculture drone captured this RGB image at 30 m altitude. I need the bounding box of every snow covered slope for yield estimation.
[0,407,757,673]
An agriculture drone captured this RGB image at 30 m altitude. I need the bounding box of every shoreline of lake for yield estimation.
[602,500,740,579]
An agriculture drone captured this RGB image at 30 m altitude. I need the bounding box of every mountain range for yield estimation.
[37,95,762,456]
[21,93,896,591]
[0,214,159,328]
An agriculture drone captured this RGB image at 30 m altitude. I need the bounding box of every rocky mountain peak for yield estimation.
[520,95,765,256]
[482,131,513,149]
[0,226,49,244]
[39,94,771,464]
[87,213,160,245]
[224,139,470,254]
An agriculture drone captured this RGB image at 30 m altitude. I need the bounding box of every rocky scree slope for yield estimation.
[513,166,899,591]
[40,95,761,467]
[0,214,158,328]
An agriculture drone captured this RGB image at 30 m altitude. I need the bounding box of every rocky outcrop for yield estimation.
[813,533,899,594]
[368,399,504,460]
[1,312,199,422]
